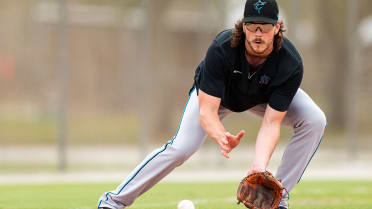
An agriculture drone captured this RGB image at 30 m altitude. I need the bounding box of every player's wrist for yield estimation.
[210,131,227,144]
[249,163,266,174]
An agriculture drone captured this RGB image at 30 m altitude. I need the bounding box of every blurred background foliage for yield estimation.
[0,0,371,152]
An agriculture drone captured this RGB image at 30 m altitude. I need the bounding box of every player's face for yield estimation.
[243,21,280,57]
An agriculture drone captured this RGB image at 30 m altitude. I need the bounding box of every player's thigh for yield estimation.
[170,89,206,150]
[171,90,232,151]
[282,89,326,127]
[247,89,326,128]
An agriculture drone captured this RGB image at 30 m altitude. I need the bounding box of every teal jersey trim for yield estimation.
[98,88,195,208]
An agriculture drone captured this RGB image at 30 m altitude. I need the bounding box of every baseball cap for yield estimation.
[243,0,279,24]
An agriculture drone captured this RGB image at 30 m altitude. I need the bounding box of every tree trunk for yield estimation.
[315,0,348,129]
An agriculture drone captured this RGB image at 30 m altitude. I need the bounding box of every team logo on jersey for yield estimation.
[254,0,267,15]
[259,74,271,85]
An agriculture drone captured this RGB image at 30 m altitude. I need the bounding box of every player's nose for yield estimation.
[255,28,263,35]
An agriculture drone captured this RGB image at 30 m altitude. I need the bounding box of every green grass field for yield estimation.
[0,181,371,209]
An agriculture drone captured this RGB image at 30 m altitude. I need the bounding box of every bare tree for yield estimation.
[315,0,354,129]
[142,0,173,140]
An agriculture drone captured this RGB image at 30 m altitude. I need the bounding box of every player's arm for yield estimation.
[248,65,303,174]
[198,89,244,158]
[249,105,286,174]
[198,89,229,158]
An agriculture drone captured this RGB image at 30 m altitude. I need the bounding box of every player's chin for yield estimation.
[251,48,267,56]
[254,45,271,55]
[249,44,262,52]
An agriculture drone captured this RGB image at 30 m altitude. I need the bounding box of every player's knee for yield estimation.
[305,109,327,132]
[168,146,193,163]
[174,149,193,162]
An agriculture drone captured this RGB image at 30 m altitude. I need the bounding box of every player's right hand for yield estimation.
[216,130,245,159]
[226,130,245,150]
[216,136,231,159]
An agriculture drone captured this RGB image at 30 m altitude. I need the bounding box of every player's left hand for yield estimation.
[237,171,284,209]
[225,130,245,150]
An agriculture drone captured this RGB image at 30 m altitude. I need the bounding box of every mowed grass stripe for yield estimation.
[0,181,371,209]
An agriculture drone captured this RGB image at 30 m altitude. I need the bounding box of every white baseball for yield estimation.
[177,199,195,209]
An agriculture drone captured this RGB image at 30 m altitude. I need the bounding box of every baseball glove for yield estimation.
[237,171,284,209]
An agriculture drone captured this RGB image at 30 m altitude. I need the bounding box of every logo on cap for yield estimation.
[254,0,267,15]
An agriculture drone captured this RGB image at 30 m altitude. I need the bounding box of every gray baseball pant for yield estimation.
[97,88,326,209]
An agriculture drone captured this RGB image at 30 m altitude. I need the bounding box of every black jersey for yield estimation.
[193,29,303,112]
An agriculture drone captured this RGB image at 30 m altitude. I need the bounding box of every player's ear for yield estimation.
[274,20,280,35]
[242,21,247,35]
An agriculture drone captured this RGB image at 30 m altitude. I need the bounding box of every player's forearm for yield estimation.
[199,109,226,142]
[251,120,281,171]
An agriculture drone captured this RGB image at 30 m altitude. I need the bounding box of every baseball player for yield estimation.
[98,0,326,208]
